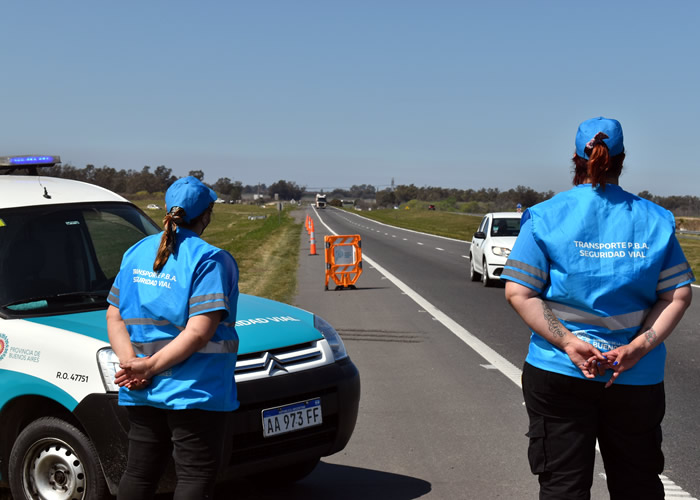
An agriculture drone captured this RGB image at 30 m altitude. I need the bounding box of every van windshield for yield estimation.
[0,202,160,316]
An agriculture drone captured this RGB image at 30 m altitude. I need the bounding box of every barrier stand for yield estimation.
[309,219,318,255]
[324,235,362,290]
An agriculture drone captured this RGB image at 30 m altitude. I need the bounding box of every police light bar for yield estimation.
[0,155,61,168]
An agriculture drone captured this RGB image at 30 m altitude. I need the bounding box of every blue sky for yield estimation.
[3,1,698,196]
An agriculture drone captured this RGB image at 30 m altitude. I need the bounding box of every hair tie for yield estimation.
[586,132,609,150]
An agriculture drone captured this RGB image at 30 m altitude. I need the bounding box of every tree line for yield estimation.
[21,162,700,216]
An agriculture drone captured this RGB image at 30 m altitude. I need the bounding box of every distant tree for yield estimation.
[329,188,349,199]
[637,190,655,201]
[329,198,343,207]
[212,177,243,201]
[394,184,419,204]
[231,180,243,201]
[188,170,205,181]
[153,165,176,192]
[243,183,267,195]
[376,188,396,207]
[267,180,305,200]
[213,177,235,197]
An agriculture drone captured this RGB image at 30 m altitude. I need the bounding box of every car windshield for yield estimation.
[490,218,521,237]
[0,202,160,316]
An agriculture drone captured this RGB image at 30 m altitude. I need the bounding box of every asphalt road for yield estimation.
[10,206,689,500]
[282,206,700,500]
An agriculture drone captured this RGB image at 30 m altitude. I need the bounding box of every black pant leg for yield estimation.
[118,406,173,500]
[522,363,603,500]
[599,382,665,500]
[168,409,229,500]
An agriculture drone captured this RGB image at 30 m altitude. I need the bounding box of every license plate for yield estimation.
[262,398,323,438]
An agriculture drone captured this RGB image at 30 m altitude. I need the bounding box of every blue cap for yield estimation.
[165,176,217,223]
[575,117,624,159]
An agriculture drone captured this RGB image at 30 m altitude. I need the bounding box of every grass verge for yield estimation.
[135,201,302,304]
[350,208,482,240]
[351,207,700,278]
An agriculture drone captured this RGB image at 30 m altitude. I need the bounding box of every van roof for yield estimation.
[0,175,127,209]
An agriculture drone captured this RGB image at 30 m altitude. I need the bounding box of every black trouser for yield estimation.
[522,363,665,500]
[117,406,231,500]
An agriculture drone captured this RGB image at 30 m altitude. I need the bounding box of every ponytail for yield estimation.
[153,207,186,272]
[571,132,625,189]
[587,142,611,189]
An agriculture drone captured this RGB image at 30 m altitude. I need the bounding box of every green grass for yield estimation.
[353,207,482,240]
[352,207,700,278]
[131,199,698,309]
[134,200,301,304]
[676,235,700,279]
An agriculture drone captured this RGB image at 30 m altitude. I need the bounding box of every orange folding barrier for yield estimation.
[324,235,362,290]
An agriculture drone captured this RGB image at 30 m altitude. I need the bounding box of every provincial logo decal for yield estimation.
[0,332,8,362]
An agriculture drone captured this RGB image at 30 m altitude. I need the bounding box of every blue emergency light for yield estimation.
[0,155,61,174]
[0,155,60,167]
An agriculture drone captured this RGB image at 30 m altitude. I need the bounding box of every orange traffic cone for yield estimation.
[309,220,317,255]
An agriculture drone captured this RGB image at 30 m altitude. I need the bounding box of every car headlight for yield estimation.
[314,315,348,361]
[97,347,121,392]
[491,246,511,257]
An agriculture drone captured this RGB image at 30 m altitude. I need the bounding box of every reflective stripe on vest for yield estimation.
[545,300,648,331]
[132,338,239,356]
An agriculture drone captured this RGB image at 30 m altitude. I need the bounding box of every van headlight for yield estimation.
[314,315,348,361]
[96,348,121,392]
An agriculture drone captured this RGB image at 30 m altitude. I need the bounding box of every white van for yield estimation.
[0,156,360,499]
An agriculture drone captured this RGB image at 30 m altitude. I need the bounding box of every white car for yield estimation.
[469,212,522,286]
[146,203,161,210]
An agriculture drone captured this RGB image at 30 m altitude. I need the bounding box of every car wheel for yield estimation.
[481,258,492,287]
[9,417,108,500]
[469,254,480,281]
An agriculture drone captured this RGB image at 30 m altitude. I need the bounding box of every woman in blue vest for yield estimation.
[502,117,694,499]
[107,176,239,499]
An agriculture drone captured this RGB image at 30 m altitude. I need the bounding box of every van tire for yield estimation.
[9,417,108,500]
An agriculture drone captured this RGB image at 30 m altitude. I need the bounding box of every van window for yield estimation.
[0,202,159,315]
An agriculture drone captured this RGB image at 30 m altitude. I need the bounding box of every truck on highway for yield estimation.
[315,193,327,209]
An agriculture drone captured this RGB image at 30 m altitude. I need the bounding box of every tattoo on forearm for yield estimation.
[643,327,658,345]
[541,301,565,338]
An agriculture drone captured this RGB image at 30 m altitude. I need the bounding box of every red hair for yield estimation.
[572,143,625,189]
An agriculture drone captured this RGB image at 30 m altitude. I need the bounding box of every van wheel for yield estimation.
[9,417,107,500]
[481,258,493,287]
[469,255,480,281]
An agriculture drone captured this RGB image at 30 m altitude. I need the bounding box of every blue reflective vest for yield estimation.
[108,228,240,410]
[502,184,694,385]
